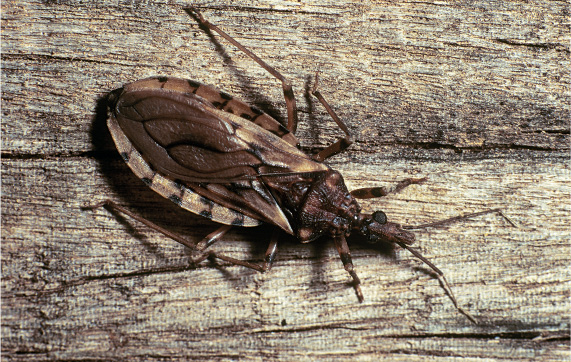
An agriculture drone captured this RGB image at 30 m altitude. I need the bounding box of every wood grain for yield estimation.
[2,1,569,361]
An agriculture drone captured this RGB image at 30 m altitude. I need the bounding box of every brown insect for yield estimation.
[90,8,507,322]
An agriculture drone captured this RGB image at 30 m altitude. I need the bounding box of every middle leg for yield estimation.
[351,177,428,199]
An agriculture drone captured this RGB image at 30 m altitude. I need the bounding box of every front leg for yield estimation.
[334,235,364,302]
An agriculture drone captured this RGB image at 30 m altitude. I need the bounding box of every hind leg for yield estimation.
[87,200,280,272]
[189,8,299,133]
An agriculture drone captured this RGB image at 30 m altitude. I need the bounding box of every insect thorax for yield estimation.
[268,169,361,243]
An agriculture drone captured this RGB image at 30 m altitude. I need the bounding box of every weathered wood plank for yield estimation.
[2,0,569,361]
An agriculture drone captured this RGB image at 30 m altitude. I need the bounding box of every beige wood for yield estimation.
[2,1,569,360]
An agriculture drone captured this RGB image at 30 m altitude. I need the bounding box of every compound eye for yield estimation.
[372,211,387,224]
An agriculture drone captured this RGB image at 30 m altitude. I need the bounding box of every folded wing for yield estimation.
[111,87,328,233]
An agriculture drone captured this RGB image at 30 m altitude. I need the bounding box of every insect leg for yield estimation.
[195,225,232,252]
[86,200,197,250]
[311,72,353,162]
[192,250,266,272]
[262,231,279,271]
[193,230,280,273]
[189,8,299,133]
[86,200,266,272]
[350,177,428,199]
[334,235,364,302]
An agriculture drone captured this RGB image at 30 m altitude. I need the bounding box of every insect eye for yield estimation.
[372,211,387,224]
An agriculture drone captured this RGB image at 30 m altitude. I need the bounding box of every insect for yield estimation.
[89,8,506,323]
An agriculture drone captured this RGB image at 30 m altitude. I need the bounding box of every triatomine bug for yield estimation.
[89,8,510,323]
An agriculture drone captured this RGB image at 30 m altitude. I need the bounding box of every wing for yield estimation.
[108,83,328,233]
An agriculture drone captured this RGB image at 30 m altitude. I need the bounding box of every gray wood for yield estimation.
[2,1,569,361]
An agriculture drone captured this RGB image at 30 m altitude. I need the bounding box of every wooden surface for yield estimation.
[2,1,569,361]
